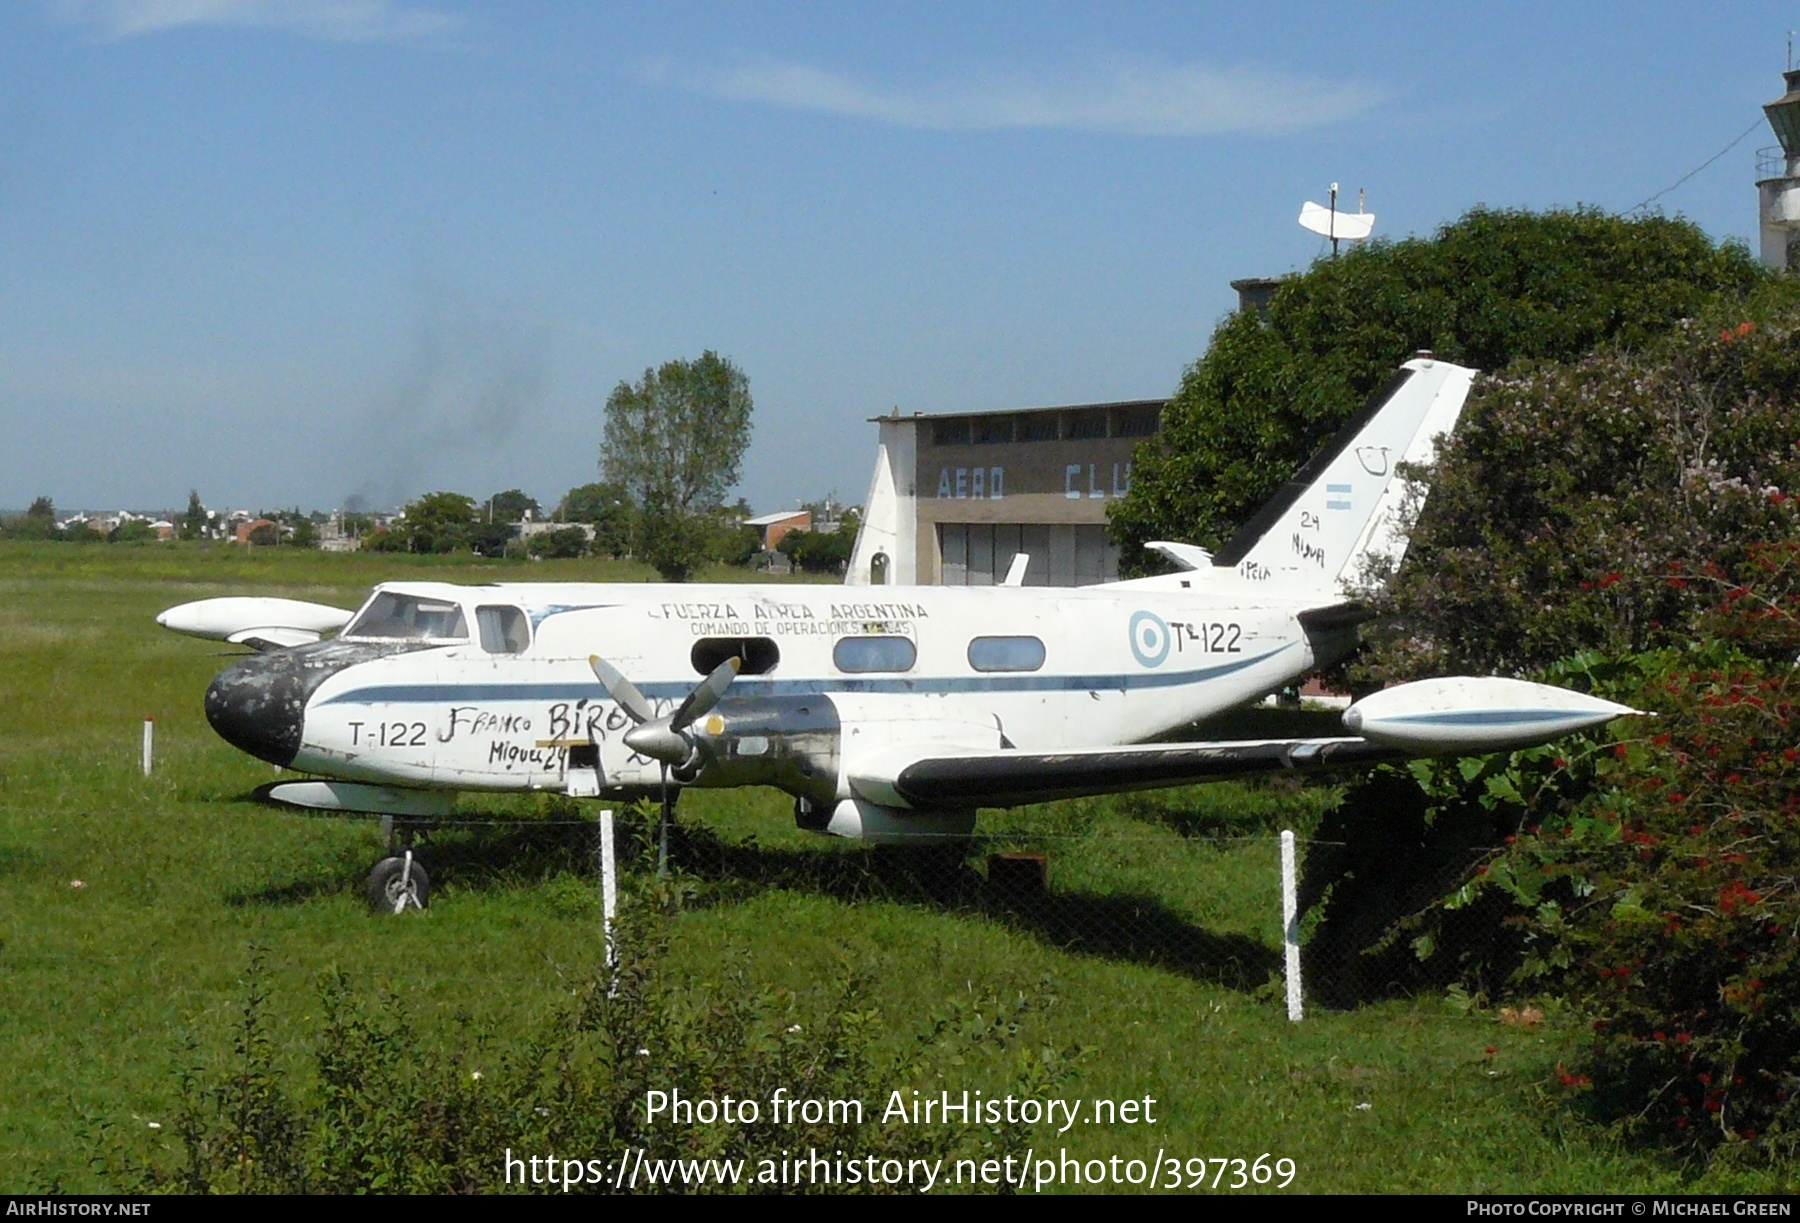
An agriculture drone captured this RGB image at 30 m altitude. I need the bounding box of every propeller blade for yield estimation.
[671,656,741,732]
[589,655,656,725]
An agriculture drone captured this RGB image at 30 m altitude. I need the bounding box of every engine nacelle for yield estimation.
[820,799,975,845]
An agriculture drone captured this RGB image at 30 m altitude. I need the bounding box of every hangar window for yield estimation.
[343,592,468,641]
[974,416,1014,444]
[832,635,917,673]
[692,637,781,676]
[1067,408,1108,439]
[967,635,1046,672]
[1111,405,1161,437]
[477,605,531,654]
[931,419,971,446]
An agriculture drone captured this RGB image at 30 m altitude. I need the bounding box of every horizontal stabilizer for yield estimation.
[1146,541,1214,571]
[1296,601,1377,632]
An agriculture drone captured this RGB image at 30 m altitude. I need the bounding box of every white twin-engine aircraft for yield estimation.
[161,357,1637,905]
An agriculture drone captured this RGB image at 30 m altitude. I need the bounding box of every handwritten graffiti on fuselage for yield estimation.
[439,706,533,743]
[547,699,632,744]
[488,741,564,771]
[1291,533,1327,569]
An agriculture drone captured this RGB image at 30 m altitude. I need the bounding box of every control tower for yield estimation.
[1758,69,1800,271]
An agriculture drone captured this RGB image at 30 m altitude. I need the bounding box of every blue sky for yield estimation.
[1,2,1793,515]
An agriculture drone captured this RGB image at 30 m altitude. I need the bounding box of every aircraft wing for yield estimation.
[851,736,1406,810]
[848,676,1641,810]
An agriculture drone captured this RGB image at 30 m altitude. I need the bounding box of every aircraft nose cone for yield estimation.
[205,655,305,768]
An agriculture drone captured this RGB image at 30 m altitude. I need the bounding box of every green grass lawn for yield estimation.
[0,542,1782,1193]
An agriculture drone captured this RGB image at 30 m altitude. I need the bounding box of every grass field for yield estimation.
[0,541,1784,1193]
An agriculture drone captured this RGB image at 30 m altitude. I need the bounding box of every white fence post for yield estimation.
[142,717,154,777]
[1281,829,1304,1022]
[599,808,618,989]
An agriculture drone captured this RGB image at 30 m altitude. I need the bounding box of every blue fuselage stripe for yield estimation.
[1383,710,1588,726]
[316,645,1293,707]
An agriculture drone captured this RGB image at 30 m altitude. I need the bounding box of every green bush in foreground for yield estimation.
[86,905,1079,1193]
[1318,541,1800,1163]
[1360,299,1800,682]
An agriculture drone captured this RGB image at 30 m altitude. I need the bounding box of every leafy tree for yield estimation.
[483,488,539,525]
[715,522,765,567]
[526,525,591,559]
[398,491,477,554]
[246,522,279,547]
[1110,208,1763,564]
[287,518,317,548]
[601,352,753,581]
[111,519,156,544]
[557,481,634,558]
[633,493,717,583]
[2,495,60,541]
[180,490,209,540]
[778,509,862,574]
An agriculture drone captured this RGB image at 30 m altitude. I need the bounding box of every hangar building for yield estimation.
[846,399,1164,587]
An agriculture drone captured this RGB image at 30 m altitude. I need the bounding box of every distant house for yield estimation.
[235,518,276,545]
[744,509,810,551]
[518,519,596,542]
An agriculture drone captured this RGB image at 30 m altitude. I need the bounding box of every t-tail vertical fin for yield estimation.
[1211,355,1475,596]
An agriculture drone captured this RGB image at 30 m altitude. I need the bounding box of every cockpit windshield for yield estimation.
[343,592,469,641]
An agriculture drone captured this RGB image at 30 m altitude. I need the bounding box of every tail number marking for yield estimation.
[349,721,427,748]
[1172,622,1242,654]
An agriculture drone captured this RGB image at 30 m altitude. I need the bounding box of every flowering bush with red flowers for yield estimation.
[1377,542,1800,1160]
[1356,295,1800,685]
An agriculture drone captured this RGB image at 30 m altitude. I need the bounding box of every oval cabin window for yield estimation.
[832,636,917,673]
[691,637,781,676]
[967,635,1046,673]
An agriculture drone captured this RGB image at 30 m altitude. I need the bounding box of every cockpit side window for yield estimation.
[344,592,470,641]
[477,605,531,654]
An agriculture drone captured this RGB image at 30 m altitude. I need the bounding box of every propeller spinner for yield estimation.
[589,654,740,766]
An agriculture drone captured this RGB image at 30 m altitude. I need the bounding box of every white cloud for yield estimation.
[658,55,1386,137]
[52,0,462,43]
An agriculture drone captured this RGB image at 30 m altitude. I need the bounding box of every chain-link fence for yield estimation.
[373,802,1524,1014]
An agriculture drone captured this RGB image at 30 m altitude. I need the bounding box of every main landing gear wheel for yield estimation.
[366,852,429,914]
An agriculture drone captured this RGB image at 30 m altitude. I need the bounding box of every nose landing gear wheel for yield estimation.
[366,852,429,913]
